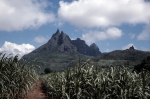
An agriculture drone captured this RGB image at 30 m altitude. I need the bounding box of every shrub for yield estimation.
[44,67,52,74]
[134,56,150,72]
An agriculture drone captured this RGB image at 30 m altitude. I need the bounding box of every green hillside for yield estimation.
[23,52,92,72]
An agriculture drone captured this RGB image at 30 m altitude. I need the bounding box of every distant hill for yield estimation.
[22,29,100,71]
[90,46,150,67]
[97,46,150,61]
[68,46,150,68]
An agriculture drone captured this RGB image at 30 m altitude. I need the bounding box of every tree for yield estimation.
[44,67,52,74]
[134,56,150,72]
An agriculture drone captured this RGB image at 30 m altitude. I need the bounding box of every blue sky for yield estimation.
[0,0,150,57]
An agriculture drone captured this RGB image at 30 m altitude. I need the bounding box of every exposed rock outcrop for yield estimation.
[71,38,101,56]
[89,43,101,56]
[33,29,77,53]
[129,46,135,50]
[57,31,77,52]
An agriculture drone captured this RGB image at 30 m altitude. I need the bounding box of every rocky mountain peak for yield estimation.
[58,31,71,45]
[31,29,101,56]
[89,43,101,56]
[51,29,60,38]
[72,38,86,44]
[71,38,101,56]
[129,46,135,50]
[56,29,60,34]
[57,31,77,52]
[48,29,60,44]
[77,38,80,40]
[90,43,98,49]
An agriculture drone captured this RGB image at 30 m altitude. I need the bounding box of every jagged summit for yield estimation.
[22,29,101,70]
[89,43,101,56]
[71,38,101,56]
[56,29,60,34]
[50,29,101,56]
[57,31,76,52]
[90,43,98,49]
[31,29,101,56]
[58,31,71,45]
[51,29,60,39]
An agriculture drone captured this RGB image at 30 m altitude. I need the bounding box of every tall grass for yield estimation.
[41,61,150,99]
[0,53,38,99]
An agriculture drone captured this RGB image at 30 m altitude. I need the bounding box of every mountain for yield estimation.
[97,46,150,61]
[68,46,150,68]
[89,43,101,56]
[31,29,100,56]
[22,29,100,71]
[22,29,150,71]
[71,38,101,56]
[32,29,77,53]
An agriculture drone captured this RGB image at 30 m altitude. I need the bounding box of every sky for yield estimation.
[0,0,150,58]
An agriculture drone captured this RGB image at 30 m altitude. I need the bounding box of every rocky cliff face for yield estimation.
[128,46,135,50]
[89,43,101,56]
[71,38,101,56]
[33,29,77,53]
[71,38,90,55]
[32,29,101,56]
[57,31,77,52]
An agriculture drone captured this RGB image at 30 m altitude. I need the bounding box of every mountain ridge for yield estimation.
[22,30,150,71]
[22,29,100,71]
[95,46,150,61]
[31,29,101,56]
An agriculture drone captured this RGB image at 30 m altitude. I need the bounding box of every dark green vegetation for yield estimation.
[66,46,150,72]
[97,47,150,61]
[134,56,150,72]
[23,52,91,72]
[41,60,150,99]
[44,67,52,74]
[0,53,38,99]
[91,46,150,68]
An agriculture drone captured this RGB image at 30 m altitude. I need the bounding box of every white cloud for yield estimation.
[0,0,55,31]
[0,41,35,58]
[137,24,150,40]
[34,36,48,43]
[82,27,123,44]
[128,33,135,39]
[58,0,150,28]
[122,43,137,50]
